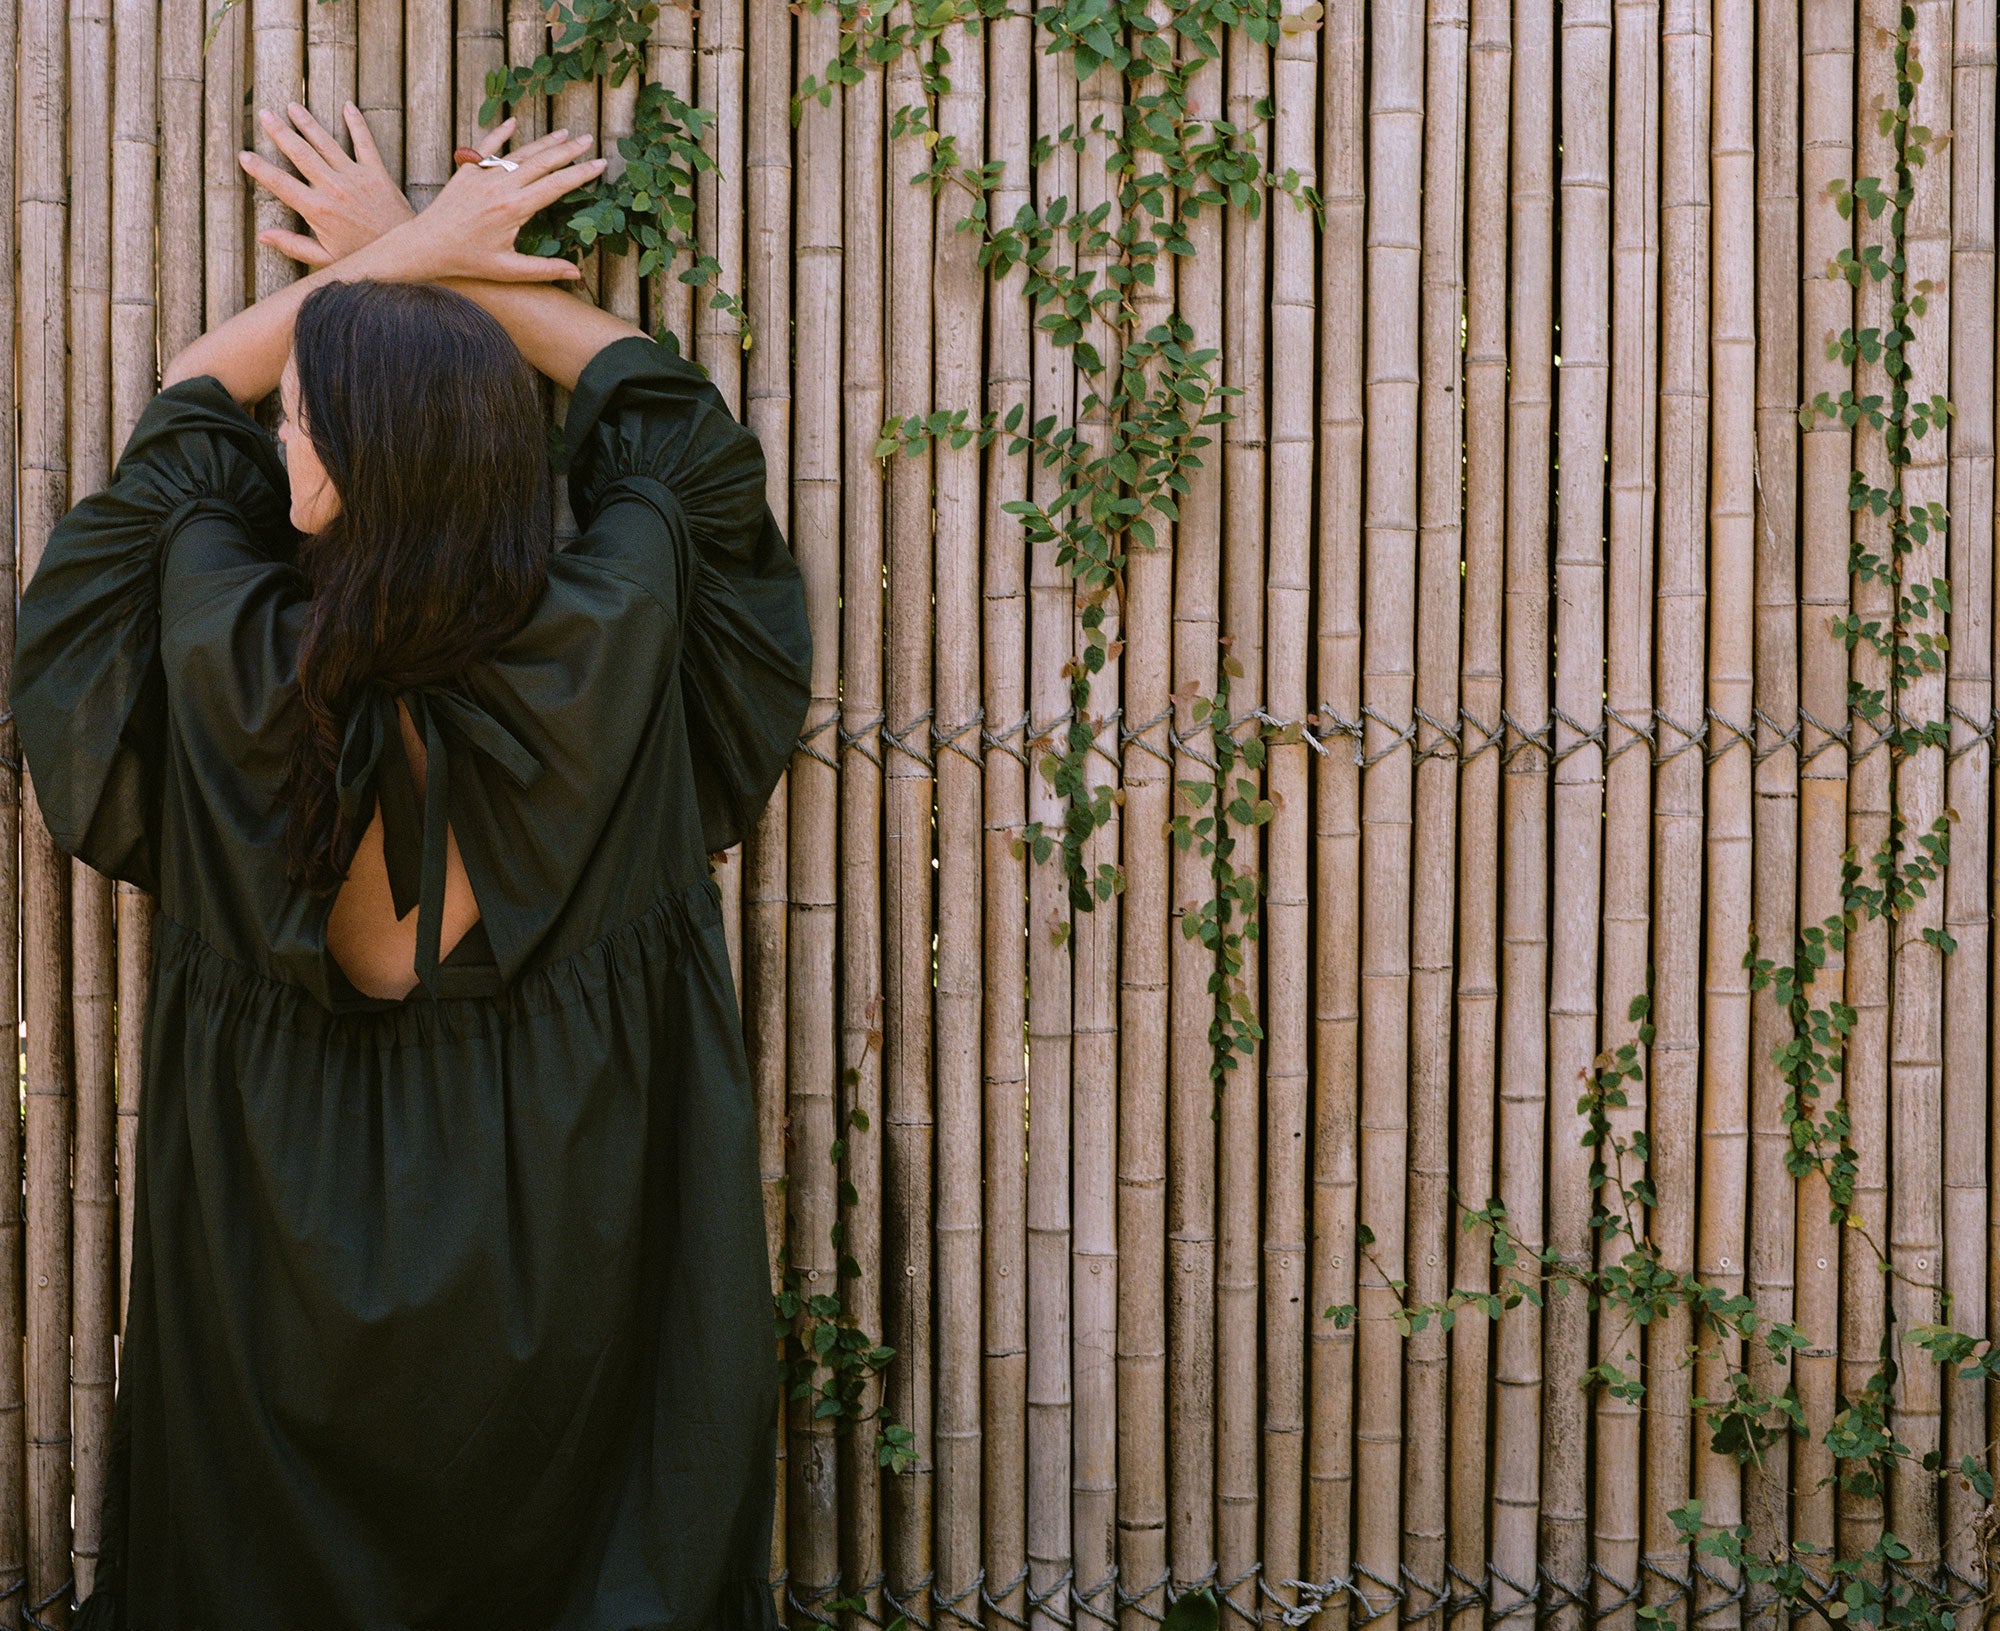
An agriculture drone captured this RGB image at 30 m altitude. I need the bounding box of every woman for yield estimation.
[13,104,809,1628]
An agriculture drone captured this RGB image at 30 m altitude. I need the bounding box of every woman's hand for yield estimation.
[364,128,604,284]
[241,102,421,268]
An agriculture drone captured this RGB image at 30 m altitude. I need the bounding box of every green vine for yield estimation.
[855,0,1318,994]
[481,0,751,352]
[773,1010,918,1474]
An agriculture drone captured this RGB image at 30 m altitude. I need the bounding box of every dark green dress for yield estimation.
[11,335,810,1630]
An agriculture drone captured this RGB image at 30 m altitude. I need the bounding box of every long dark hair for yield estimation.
[279,278,552,894]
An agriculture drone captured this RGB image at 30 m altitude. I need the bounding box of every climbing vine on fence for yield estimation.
[1326,12,1986,1620]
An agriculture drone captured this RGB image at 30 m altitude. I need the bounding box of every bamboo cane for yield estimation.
[743,0,793,1605]
[252,0,304,300]
[160,0,203,358]
[1545,0,1610,1618]
[1838,0,1894,1563]
[1117,7,1176,1627]
[550,51,596,297]
[403,0,450,212]
[787,0,842,1613]
[1594,0,1657,1615]
[1025,27,1077,1631]
[1693,0,1754,1609]
[1071,44,1123,1630]
[205,0,248,326]
[1307,0,1361,1610]
[359,0,401,182]
[1402,0,1463,1611]
[931,8,985,1622]
[1645,0,1709,1615]
[0,0,24,1600]
[648,0,694,349]
[1792,0,1852,1567]
[1218,22,1269,1621]
[456,0,502,149]
[883,3,938,1610]
[305,0,356,171]
[1947,0,1998,1572]
[502,0,544,146]
[1744,0,1801,1593]
[1493,0,1552,1613]
[1261,3,1318,1616]
[68,0,117,1600]
[1952,0,2000,1567]
[983,11,1032,1627]
[1883,0,1952,1571]
[693,0,742,378]
[597,65,638,326]
[20,0,77,1612]
[1357,0,1421,1600]
[1449,5,1509,1624]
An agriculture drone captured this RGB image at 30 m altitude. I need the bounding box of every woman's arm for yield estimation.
[242,103,647,392]
[168,123,606,404]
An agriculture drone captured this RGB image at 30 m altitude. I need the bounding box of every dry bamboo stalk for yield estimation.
[1117,7,1175,1626]
[931,9,986,1619]
[1217,25,1268,1623]
[647,0,694,349]
[786,0,842,1610]
[742,0,794,1599]
[1449,5,1508,1624]
[1837,0,1894,1561]
[1493,0,1552,1611]
[305,0,357,176]
[1694,0,1755,1602]
[1306,0,1361,1610]
[1356,0,1420,1599]
[0,0,23,1597]
[1169,31,1221,1604]
[1792,0,1852,1565]
[1545,0,1609,1618]
[1645,0,1709,1612]
[205,0,248,326]
[456,0,503,149]
[982,11,1032,1626]
[833,15,884,1628]
[693,0,742,378]
[404,0,451,210]
[1883,0,1951,1569]
[252,0,305,301]
[550,63,598,298]
[68,0,117,1599]
[1071,47,1122,1628]
[358,0,401,182]
[1595,0,1657,1614]
[1946,0,1998,1573]
[598,68,639,325]
[1402,0,1463,1608]
[1744,0,1800,1593]
[1261,4,1318,1615]
[1025,29,1077,1631]
[160,0,204,359]
[20,0,76,1609]
[883,7,937,1607]
[502,0,545,147]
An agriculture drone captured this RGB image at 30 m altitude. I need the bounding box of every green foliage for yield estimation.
[480,0,749,353]
[774,1020,918,1474]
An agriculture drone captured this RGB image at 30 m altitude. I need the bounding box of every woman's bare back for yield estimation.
[325,696,482,999]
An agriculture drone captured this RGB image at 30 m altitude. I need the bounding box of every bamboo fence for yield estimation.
[4,1,2000,1628]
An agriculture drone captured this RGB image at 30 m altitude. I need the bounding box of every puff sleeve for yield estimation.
[558,335,811,855]
[11,376,294,893]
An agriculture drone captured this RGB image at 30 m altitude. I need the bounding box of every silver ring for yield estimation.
[477,154,519,171]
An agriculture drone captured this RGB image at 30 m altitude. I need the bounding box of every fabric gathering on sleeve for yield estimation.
[12,375,295,895]
[557,335,813,856]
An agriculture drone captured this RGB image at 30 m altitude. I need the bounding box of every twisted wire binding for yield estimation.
[791,700,2000,778]
[770,1554,1990,1631]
